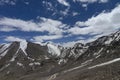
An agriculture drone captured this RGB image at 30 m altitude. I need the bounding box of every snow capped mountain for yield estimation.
[1,31,120,80]
[87,31,120,46]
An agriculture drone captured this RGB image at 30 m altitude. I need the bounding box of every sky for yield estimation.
[0,0,120,46]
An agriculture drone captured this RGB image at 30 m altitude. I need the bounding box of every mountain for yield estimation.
[1,31,120,80]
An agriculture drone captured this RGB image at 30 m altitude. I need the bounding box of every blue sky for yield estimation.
[0,0,120,46]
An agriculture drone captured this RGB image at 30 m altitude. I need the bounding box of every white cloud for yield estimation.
[74,0,108,8]
[4,36,25,42]
[0,26,16,32]
[33,35,63,42]
[24,2,29,5]
[0,17,39,31]
[78,0,97,3]
[57,0,70,6]
[75,21,86,27]
[99,0,108,3]
[82,4,88,8]
[72,12,79,16]
[68,5,120,36]
[73,0,109,9]
[0,0,16,5]
[74,0,108,3]
[39,17,67,35]
[42,1,54,11]
[60,7,70,16]
[0,17,67,35]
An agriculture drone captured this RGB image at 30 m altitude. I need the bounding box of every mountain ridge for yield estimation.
[1,31,120,80]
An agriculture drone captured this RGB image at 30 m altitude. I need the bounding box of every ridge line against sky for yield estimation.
[0,0,120,47]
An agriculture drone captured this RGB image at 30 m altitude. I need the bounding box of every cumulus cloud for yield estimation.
[33,35,63,42]
[0,17,67,35]
[57,0,70,6]
[68,5,120,36]
[4,36,25,42]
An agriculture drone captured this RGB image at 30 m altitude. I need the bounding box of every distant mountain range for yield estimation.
[1,31,120,80]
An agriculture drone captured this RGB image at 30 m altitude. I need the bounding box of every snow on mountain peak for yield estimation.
[47,43,61,56]
[19,40,28,56]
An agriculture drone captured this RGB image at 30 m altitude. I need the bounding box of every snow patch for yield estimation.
[0,63,10,72]
[94,48,103,56]
[105,38,113,44]
[10,48,20,62]
[81,59,93,66]
[17,62,24,68]
[107,50,109,53]
[29,62,41,66]
[95,54,101,58]
[34,62,41,65]
[58,59,67,65]
[44,56,49,60]
[115,34,120,41]
[6,71,10,74]
[27,57,35,61]
[29,63,34,66]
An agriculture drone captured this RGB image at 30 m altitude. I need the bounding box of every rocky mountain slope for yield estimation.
[1,31,120,80]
